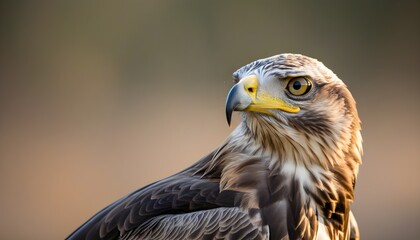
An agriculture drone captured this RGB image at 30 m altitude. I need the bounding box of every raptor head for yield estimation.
[226,53,362,169]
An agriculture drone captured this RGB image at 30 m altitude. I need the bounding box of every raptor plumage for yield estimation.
[67,53,362,240]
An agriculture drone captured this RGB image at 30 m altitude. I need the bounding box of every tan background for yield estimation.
[0,1,419,239]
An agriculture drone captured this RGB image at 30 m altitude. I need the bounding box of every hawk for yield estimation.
[67,53,362,240]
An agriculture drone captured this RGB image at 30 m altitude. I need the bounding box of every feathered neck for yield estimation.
[198,110,362,238]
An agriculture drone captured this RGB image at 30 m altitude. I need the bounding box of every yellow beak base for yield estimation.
[225,75,300,125]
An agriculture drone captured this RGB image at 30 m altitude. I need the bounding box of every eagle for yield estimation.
[67,53,362,240]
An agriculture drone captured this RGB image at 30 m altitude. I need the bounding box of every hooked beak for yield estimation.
[225,75,300,126]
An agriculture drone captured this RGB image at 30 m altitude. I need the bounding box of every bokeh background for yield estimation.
[0,1,419,239]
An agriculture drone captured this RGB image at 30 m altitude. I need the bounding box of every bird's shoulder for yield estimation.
[66,151,248,240]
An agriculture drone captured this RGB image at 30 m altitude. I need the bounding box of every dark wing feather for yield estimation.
[121,207,267,240]
[66,152,248,240]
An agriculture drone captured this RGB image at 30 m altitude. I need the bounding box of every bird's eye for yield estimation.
[286,77,312,96]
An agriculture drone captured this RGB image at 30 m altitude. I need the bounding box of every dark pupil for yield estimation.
[292,81,302,90]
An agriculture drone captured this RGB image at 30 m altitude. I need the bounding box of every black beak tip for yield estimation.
[226,108,232,126]
[225,84,239,127]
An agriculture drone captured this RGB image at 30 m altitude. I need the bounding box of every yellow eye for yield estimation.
[286,77,312,96]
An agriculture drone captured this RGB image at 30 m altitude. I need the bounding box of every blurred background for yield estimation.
[0,1,419,239]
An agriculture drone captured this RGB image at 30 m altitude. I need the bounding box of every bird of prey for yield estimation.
[67,53,362,240]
